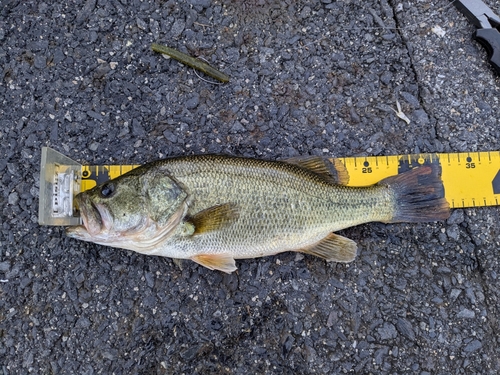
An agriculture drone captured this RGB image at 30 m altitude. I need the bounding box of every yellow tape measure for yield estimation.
[79,152,500,209]
[336,152,500,208]
[38,148,499,226]
[80,164,140,192]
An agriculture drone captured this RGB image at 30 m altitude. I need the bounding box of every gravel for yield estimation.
[1,0,500,374]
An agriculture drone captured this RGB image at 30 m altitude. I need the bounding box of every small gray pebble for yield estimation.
[463,339,482,352]
[378,322,397,340]
[396,318,415,341]
[457,308,475,319]
[230,121,246,133]
[188,0,211,7]
[446,225,460,241]
[163,130,178,143]
[447,210,464,225]
[34,55,46,69]
[185,94,199,110]
[400,92,420,107]
[380,71,392,85]
[0,261,10,272]
[170,19,185,38]
[413,109,429,125]
[136,18,148,31]
[89,142,100,151]
[8,192,19,205]
[450,289,461,301]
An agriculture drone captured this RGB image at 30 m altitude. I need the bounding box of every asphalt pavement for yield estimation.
[1,0,499,373]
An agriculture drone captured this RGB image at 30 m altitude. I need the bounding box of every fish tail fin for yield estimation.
[380,165,450,223]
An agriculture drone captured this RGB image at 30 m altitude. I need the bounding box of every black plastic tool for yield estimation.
[452,0,500,74]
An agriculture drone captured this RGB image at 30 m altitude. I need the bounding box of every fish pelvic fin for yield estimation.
[381,165,450,223]
[191,254,237,274]
[285,156,350,185]
[299,233,357,263]
[191,203,239,235]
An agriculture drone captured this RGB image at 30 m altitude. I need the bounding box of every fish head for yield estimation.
[66,164,189,253]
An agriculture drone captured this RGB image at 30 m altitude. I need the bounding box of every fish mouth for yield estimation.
[66,193,110,238]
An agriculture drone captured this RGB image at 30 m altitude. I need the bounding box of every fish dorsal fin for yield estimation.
[191,254,237,273]
[190,203,239,235]
[299,233,357,262]
[285,156,349,185]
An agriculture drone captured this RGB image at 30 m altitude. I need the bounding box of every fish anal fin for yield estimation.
[285,156,349,185]
[299,233,357,263]
[191,254,237,274]
[191,203,239,235]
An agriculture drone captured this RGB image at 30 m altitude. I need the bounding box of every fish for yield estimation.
[66,155,450,273]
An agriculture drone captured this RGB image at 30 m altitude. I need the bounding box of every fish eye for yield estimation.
[100,182,116,198]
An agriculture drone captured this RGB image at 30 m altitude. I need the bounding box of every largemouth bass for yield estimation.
[66,155,450,273]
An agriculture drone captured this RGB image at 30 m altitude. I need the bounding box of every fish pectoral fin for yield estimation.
[190,203,239,235]
[191,254,237,274]
[284,156,350,185]
[299,233,357,263]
